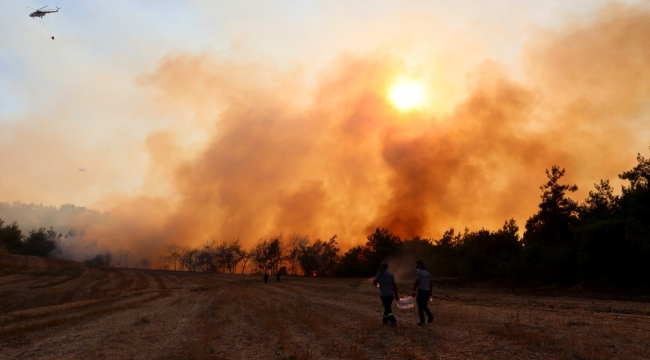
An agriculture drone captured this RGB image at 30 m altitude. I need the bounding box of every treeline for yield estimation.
[0,201,106,237]
[85,249,150,269]
[3,149,649,287]
[338,150,650,287]
[0,223,151,269]
[0,222,60,257]
[159,234,341,277]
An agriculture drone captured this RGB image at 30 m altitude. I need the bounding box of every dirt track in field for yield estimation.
[1,254,649,359]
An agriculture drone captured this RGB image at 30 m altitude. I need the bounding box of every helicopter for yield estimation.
[27,5,60,18]
[79,167,86,172]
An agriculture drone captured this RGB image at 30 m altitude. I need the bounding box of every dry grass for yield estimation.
[0,254,649,359]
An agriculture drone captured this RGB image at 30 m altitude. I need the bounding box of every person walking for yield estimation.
[373,261,400,327]
[276,272,280,282]
[411,260,434,326]
[264,272,269,284]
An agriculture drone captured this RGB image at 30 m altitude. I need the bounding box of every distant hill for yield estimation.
[0,201,107,235]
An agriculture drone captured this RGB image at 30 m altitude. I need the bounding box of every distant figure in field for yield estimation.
[276,272,280,282]
[373,261,399,327]
[411,260,434,326]
[264,272,269,284]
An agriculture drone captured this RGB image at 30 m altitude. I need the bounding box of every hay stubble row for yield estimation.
[0,254,648,359]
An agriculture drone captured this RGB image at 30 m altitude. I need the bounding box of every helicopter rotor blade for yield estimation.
[26,6,38,10]
[39,5,48,11]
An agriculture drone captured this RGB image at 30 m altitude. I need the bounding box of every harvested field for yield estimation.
[1,254,649,359]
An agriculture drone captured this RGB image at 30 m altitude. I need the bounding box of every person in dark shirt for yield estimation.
[411,260,434,326]
[264,272,269,284]
[373,261,400,326]
[276,272,280,282]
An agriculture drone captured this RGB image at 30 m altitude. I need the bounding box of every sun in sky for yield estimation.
[388,80,427,111]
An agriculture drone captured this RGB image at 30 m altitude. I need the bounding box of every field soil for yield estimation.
[1,254,649,359]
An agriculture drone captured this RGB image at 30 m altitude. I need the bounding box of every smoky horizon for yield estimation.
[1,2,650,262]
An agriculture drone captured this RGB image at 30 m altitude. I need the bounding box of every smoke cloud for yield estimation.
[2,2,650,261]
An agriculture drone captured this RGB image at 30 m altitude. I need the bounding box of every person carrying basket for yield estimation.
[411,260,434,326]
[373,261,400,327]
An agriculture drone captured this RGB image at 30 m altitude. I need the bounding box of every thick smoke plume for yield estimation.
[3,3,650,261]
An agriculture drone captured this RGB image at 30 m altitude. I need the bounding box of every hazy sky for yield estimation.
[1,1,649,253]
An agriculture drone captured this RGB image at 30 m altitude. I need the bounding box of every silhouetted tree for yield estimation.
[248,235,285,275]
[197,242,217,272]
[522,166,579,283]
[431,228,465,277]
[23,227,59,256]
[239,249,251,274]
[0,219,23,254]
[297,235,340,277]
[228,240,247,275]
[360,228,401,276]
[579,180,620,221]
[86,251,113,267]
[334,228,401,277]
[287,233,309,275]
[457,220,521,280]
[335,245,365,277]
[266,236,283,275]
[180,246,199,272]
[616,150,650,285]
[574,180,626,283]
[619,151,650,248]
[250,238,271,274]
[165,245,181,271]
[524,166,579,247]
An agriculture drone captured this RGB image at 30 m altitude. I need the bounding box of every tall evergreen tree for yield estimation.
[522,166,579,283]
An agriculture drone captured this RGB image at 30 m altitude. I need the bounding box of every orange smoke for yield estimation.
[90,2,650,257]
[4,3,650,261]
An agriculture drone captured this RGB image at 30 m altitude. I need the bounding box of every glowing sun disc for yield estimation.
[389,81,426,111]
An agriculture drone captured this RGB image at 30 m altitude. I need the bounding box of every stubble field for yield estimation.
[1,253,649,359]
